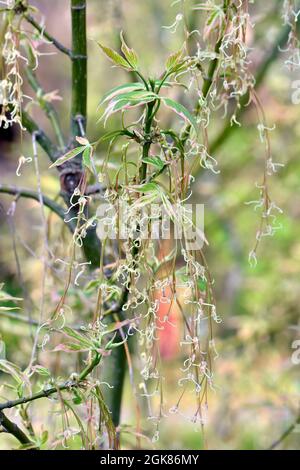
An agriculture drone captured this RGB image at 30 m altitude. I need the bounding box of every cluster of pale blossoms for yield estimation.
[0,22,27,129]
[281,0,300,69]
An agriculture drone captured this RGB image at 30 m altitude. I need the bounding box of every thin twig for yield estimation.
[0,184,71,228]
[24,13,72,57]
[269,414,300,450]
[0,353,102,412]
[0,352,101,447]
[0,310,40,327]
[0,309,85,332]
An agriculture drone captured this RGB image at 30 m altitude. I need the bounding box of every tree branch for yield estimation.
[0,310,83,331]
[24,13,72,57]
[269,413,300,450]
[0,410,34,448]
[0,184,72,230]
[0,353,101,412]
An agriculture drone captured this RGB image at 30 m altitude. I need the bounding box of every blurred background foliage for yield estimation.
[0,0,300,450]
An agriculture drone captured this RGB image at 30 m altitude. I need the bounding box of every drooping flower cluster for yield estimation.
[282,0,300,70]
[0,25,26,128]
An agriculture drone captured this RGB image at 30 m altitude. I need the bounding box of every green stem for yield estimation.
[79,352,101,380]
[71,0,87,138]
[140,101,155,182]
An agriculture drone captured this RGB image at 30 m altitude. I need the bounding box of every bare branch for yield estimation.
[0,310,83,331]
[0,352,102,412]
[24,13,72,58]
[0,184,72,229]
[269,414,300,450]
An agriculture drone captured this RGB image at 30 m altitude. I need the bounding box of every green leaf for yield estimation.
[40,430,49,446]
[154,80,172,90]
[165,49,183,72]
[168,60,188,76]
[161,97,198,132]
[0,306,20,312]
[112,90,158,103]
[101,90,158,123]
[0,284,22,303]
[49,146,85,168]
[0,359,23,384]
[98,42,132,69]
[82,146,93,172]
[141,155,165,170]
[60,326,93,348]
[84,279,101,292]
[32,365,51,377]
[120,31,139,69]
[128,182,161,193]
[99,82,145,106]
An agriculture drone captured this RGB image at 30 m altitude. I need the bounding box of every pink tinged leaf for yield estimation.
[120,31,139,69]
[76,136,89,146]
[101,91,158,125]
[98,83,145,107]
[95,348,112,356]
[161,97,198,133]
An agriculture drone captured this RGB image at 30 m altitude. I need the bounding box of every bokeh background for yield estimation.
[0,0,300,450]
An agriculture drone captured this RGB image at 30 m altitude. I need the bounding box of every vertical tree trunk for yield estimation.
[71,0,87,137]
